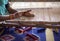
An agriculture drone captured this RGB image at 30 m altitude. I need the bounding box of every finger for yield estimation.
[24,10,32,13]
[26,10,31,12]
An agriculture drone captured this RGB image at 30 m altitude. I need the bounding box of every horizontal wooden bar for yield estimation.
[0,21,60,28]
[9,0,60,2]
[6,21,60,25]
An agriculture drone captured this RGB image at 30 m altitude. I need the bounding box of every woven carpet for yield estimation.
[0,27,60,41]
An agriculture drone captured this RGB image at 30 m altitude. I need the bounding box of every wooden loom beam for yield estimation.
[0,21,60,28]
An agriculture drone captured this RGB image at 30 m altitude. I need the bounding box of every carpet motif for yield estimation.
[0,34,15,41]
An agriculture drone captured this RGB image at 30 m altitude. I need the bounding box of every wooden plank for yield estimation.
[48,8,60,22]
[0,21,59,28]
[43,8,51,21]
[9,0,60,2]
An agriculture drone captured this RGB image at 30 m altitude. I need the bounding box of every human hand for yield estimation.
[18,10,35,17]
[9,12,22,19]
[9,10,35,19]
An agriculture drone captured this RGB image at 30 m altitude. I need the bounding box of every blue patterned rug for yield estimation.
[0,27,60,41]
[0,27,46,41]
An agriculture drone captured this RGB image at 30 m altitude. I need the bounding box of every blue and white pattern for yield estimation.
[0,27,60,41]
